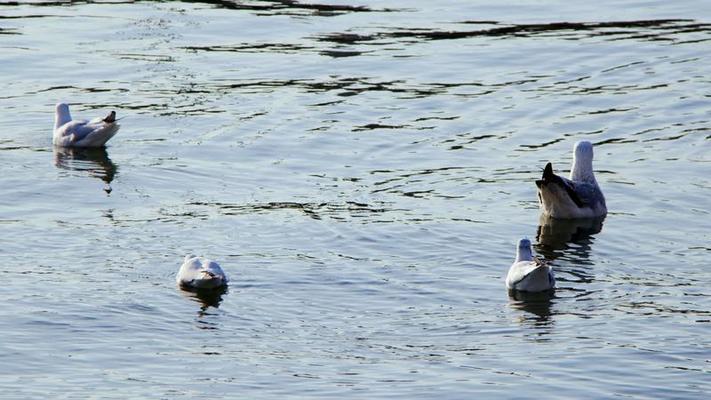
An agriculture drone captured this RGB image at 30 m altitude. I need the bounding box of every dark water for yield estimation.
[1,1,710,398]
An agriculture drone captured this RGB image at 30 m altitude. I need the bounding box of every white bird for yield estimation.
[505,238,555,292]
[535,140,607,219]
[53,103,120,148]
[176,255,229,289]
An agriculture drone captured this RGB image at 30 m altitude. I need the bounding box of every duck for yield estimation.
[535,140,606,219]
[176,255,229,289]
[505,238,555,292]
[53,103,120,148]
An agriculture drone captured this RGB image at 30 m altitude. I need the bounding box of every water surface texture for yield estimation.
[1,0,710,398]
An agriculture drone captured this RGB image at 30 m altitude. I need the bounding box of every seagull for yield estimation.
[53,103,120,148]
[505,238,555,292]
[176,255,229,289]
[535,140,607,219]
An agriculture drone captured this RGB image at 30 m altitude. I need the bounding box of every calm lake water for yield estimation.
[1,0,710,398]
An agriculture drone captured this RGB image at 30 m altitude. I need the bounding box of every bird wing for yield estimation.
[506,261,543,288]
[538,163,585,208]
[569,181,605,208]
[57,120,110,142]
[204,261,228,282]
[74,122,119,147]
[177,256,205,284]
[550,174,585,208]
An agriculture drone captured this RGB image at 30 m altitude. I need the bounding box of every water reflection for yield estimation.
[535,216,604,297]
[180,0,389,15]
[179,286,228,312]
[535,215,604,255]
[53,147,118,190]
[188,200,391,221]
[508,290,555,329]
[316,19,711,44]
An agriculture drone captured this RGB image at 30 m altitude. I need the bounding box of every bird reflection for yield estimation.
[535,215,604,259]
[533,215,605,307]
[53,146,118,190]
[179,285,228,312]
[508,289,555,328]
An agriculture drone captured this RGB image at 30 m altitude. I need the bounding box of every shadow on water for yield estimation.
[53,146,118,191]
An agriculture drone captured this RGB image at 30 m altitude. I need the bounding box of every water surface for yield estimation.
[1,0,710,398]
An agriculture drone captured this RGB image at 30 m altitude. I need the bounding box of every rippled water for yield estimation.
[1,0,710,398]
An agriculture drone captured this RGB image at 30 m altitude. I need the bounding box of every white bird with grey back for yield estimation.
[176,255,229,289]
[505,238,555,292]
[535,140,607,219]
[53,103,120,148]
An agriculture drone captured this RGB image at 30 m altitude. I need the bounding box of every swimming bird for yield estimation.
[176,255,229,289]
[53,103,120,147]
[535,140,606,219]
[505,238,555,292]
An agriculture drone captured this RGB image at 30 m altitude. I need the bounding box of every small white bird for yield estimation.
[535,141,607,219]
[505,238,555,292]
[53,103,120,148]
[176,255,229,289]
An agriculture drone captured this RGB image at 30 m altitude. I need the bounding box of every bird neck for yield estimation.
[515,248,534,262]
[570,156,597,184]
[55,108,72,129]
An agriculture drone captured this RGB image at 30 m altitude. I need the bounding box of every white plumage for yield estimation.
[176,255,229,289]
[535,141,607,219]
[53,103,120,148]
[505,238,555,292]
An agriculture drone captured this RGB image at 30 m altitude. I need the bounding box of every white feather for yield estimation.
[505,238,555,292]
[53,103,120,148]
[176,255,229,289]
[536,140,606,219]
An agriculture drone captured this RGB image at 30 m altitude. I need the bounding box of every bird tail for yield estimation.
[103,111,117,123]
